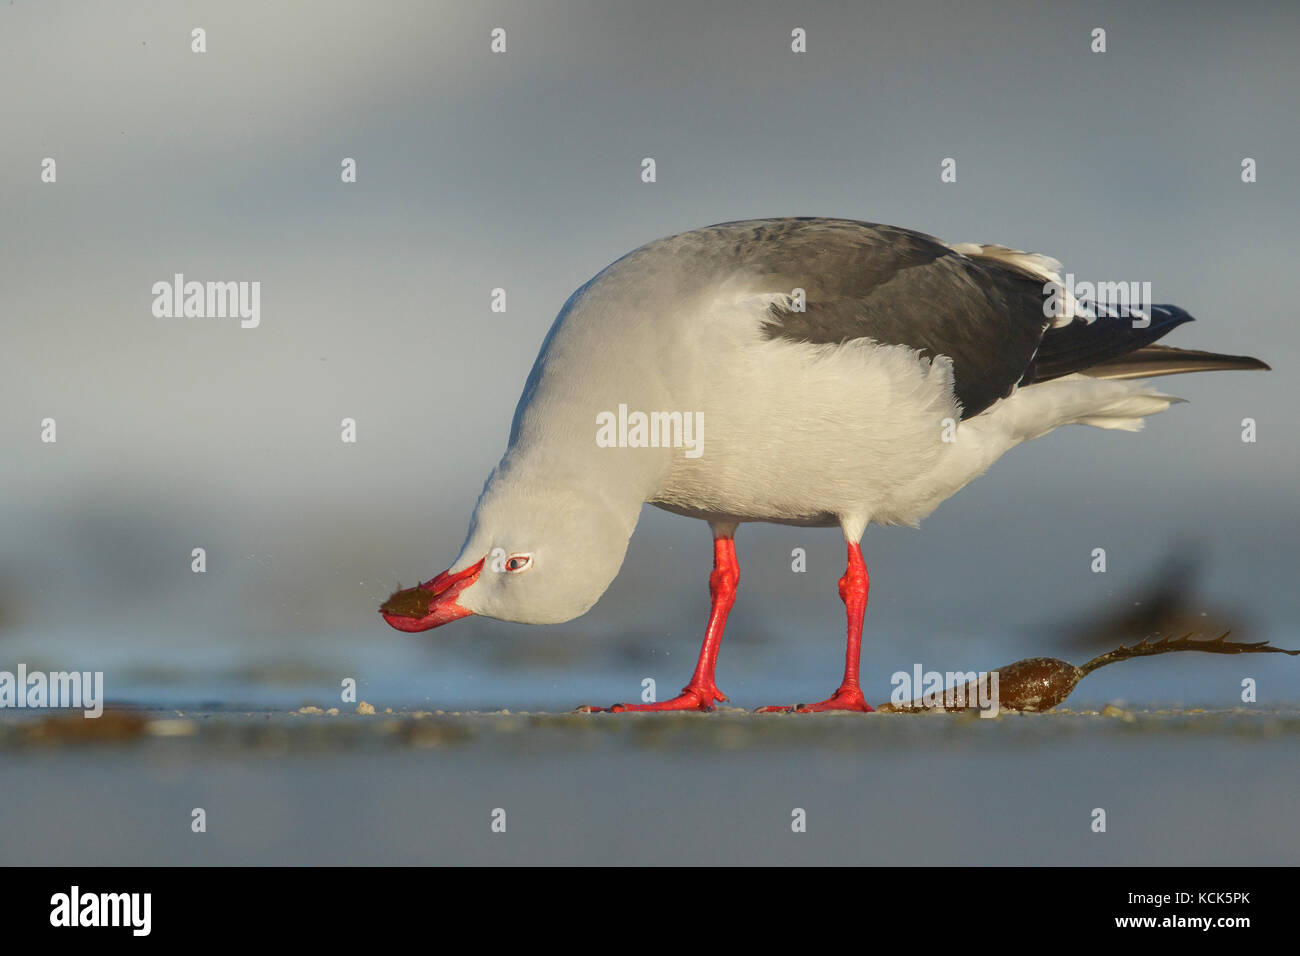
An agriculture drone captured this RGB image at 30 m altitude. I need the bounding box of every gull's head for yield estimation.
[380,470,634,631]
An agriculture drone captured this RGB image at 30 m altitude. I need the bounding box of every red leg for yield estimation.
[758,540,874,713]
[581,532,738,712]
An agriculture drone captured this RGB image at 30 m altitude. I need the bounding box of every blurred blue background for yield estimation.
[2,0,1297,711]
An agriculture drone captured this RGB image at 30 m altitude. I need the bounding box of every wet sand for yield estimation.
[2,707,1297,865]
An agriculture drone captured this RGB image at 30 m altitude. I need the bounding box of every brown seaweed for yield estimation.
[379,584,434,619]
[876,631,1299,714]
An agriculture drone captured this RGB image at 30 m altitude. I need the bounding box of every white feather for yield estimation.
[948,241,1093,326]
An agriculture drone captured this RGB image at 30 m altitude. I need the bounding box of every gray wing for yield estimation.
[702,219,1054,418]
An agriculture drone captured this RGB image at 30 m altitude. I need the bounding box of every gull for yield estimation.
[380,218,1268,712]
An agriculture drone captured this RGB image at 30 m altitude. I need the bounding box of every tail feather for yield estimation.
[1083,344,1271,380]
[995,375,1185,442]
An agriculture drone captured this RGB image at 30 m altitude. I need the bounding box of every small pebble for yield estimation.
[145,719,198,737]
[1101,704,1137,722]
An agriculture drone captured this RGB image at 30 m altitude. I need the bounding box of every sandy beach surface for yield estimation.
[3,707,1296,866]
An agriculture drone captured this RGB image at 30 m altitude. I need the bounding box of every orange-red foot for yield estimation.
[756,686,874,714]
[578,684,728,713]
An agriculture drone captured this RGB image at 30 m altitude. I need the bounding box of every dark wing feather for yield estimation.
[1019,305,1193,385]
[730,219,1052,418]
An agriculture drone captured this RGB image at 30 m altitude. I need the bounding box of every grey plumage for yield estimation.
[739,219,1050,417]
[733,217,1266,417]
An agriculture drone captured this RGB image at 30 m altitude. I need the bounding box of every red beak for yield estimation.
[379,558,485,632]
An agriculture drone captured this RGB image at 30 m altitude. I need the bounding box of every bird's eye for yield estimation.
[504,553,533,573]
